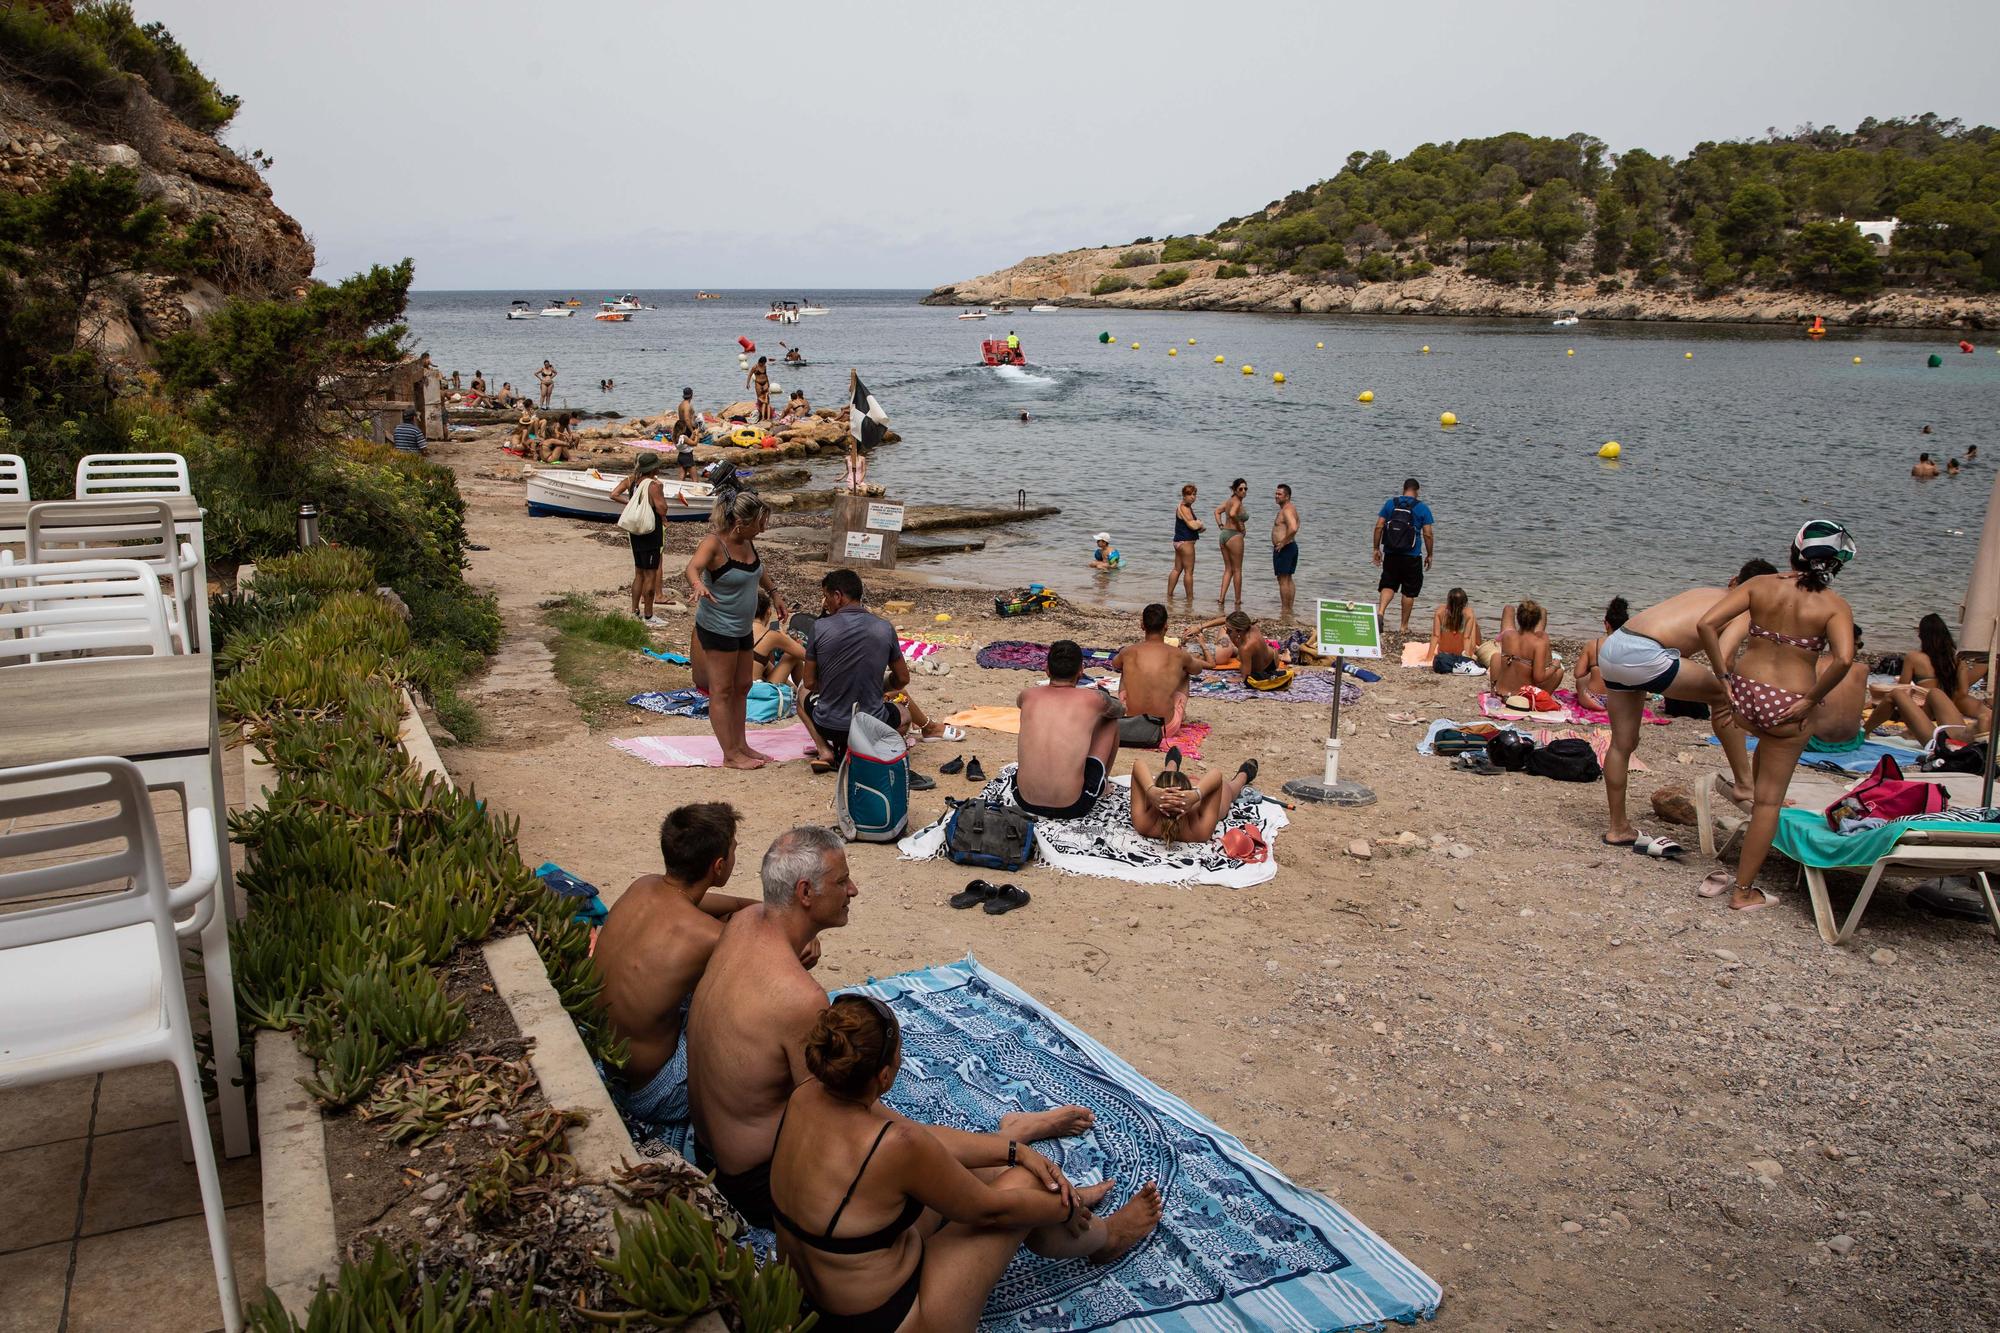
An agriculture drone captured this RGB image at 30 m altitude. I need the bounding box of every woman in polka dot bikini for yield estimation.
[1695,521,1857,911]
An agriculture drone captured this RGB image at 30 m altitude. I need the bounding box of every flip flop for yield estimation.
[939,755,965,775]
[1456,753,1502,775]
[1601,833,1638,847]
[1731,888,1780,912]
[1631,835,1685,860]
[1698,870,1735,899]
[1237,758,1259,785]
[983,884,1031,915]
[810,758,836,775]
[909,770,937,791]
[924,725,966,743]
[1386,712,1424,725]
[950,880,997,909]
[1164,744,1184,771]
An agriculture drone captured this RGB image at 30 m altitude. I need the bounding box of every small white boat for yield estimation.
[956,309,989,320]
[602,294,652,312]
[524,468,715,522]
[506,300,535,321]
[1029,303,1060,312]
[1551,312,1579,327]
[799,302,829,316]
[539,303,575,318]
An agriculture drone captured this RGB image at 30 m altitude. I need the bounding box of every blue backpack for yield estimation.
[835,708,909,842]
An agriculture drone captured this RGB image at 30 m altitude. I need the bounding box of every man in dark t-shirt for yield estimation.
[799,569,958,769]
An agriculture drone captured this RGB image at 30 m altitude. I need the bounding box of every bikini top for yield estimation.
[770,1106,924,1254]
[1747,622,1827,653]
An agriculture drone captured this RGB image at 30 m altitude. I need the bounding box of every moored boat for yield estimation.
[524,467,715,521]
[539,303,574,318]
[594,310,631,321]
[506,300,535,321]
[1029,303,1060,312]
[956,309,989,320]
[981,337,1026,366]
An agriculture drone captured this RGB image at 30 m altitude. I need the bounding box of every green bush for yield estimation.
[1113,248,1158,269]
[0,2,237,135]
[1215,262,1251,279]
[1159,235,1219,263]
[1147,267,1191,290]
[1091,274,1135,296]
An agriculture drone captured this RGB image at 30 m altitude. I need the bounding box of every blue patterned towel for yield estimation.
[629,688,708,718]
[620,957,1441,1332]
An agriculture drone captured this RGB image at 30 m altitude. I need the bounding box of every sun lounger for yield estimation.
[1694,769,1989,858]
[1768,806,2000,945]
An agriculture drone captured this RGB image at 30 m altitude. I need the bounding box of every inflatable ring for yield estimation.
[730,427,764,448]
[1245,667,1295,692]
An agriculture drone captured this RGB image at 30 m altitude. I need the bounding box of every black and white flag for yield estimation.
[849,370,889,451]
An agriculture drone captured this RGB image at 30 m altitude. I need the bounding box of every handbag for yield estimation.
[1824,754,1949,829]
[615,482,657,535]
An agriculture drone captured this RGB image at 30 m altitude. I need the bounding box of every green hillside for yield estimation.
[1130,117,1999,300]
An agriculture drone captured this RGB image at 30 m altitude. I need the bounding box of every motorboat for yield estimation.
[594,310,631,321]
[956,309,989,320]
[1029,303,1060,312]
[990,306,1015,315]
[1551,311,1579,327]
[981,338,1026,367]
[695,290,723,299]
[601,294,653,311]
[524,467,715,522]
[539,303,574,318]
[506,300,535,321]
[799,300,829,315]
[765,302,800,324]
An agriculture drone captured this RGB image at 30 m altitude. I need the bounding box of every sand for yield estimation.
[433,429,2000,1330]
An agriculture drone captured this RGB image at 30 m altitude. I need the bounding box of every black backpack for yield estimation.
[1383,496,1418,552]
[1525,737,1602,782]
[1922,739,1989,775]
[943,798,1035,871]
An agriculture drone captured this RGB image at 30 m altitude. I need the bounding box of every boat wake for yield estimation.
[993,365,1056,385]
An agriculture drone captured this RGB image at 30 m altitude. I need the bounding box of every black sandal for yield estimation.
[939,755,965,775]
[1236,758,1258,785]
[950,880,997,909]
[982,884,1031,915]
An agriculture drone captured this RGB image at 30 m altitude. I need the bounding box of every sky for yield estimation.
[145,0,2000,291]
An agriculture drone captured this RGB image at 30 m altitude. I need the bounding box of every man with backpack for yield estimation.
[798,568,959,773]
[1372,477,1435,634]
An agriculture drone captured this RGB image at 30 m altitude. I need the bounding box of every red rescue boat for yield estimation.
[981,338,1025,367]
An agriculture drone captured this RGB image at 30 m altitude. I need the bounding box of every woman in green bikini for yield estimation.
[1213,477,1247,608]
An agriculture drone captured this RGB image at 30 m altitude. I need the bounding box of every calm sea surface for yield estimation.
[406,289,1998,637]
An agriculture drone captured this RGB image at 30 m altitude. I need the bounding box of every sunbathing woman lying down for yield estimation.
[1129,748,1257,843]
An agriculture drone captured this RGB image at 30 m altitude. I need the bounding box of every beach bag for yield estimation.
[1117,714,1165,747]
[943,798,1035,871]
[745,680,795,724]
[1431,728,1491,757]
[835,707,908,843]
[1383,496,1418,552]
[1825,754,1949,827]
[615,484,656,535]
[1524,738,1602,782]
[1923,739,1988,775]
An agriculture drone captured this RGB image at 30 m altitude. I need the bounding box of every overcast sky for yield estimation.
[146,0,2000,290]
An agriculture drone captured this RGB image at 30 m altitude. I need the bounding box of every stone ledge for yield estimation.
[254,1029,339,1317]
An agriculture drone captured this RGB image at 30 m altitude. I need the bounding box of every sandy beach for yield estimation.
[433,428,2000,1330]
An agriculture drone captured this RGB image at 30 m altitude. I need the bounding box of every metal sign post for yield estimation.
[1283,599,1379,808]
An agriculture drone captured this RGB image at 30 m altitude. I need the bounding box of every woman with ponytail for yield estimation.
[1696,521,1856,910]
[769,995,1161,1332]
[1876,613,1992,742]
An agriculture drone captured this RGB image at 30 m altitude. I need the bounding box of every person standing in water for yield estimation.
[1372,478,1433,634]
[1213,477,1248,608]
[673,388,700,481]
[1271,482,1301,620]
[536,359,557,409]
[747,355,772,423]
[1168,483,1203,601]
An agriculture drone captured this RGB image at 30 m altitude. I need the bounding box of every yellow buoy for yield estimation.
[1357,390,1374,403]
[1131,342,1140,349]
[1241,364,1254,375]
[1188,338,1197,345]
[1439,411,1457,427]
[1316,341,1325,349]
[1272,371,1286,383]
[1853,356,1862,364]
[934,613,951,623]
[1168,347,1177,356]
[1214,355,1225,363]
[1597,441,1621,459]
[1566,348,1575,356]
[1684,351,1694,359]
[1422,345,1431,353]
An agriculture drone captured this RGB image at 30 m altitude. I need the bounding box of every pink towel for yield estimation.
[1159,721,1212,762]
[611,723,818,768]
[899,639,941,661]
[1554,688,1669,726]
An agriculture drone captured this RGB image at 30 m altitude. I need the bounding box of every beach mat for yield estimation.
[1192,670,1361,706]
[628,688,708,718]
[1476,692,1566,724]
[611,722,816,768]
[617,957,1442,1333]
[947,705,1022,735]
[900,763,1287,888]
[1552,688,1669,726]
[1704,733,1922,775]
[977,641,1119,671]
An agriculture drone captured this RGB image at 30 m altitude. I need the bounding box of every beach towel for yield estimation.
[1401,641,1435,669]
[628,688,708,718]
[641,648,692,665]
[947,705,1023,735]
[900,638,943,662]
[1161,720,1211,761]
[1191,670,1361,706]
[616,957,1441,1333]
[1773,806,2000,869]
[976,641,1119,671]
[1552,689,1669,726]
[610,723,817,768]
[1477,692,1566,724]
[1705,733,1922,775]
[900,764,1288,888]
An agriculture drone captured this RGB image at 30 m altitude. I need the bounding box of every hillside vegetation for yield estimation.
[1126,118,1998,301]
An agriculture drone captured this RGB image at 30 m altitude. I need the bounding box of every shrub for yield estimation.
[0,2,237,135]
[1215,262,1251,279]
[1147,267,1190,290]
[1113,248,1158,269]
[1596,277,1625,294]
[1159,235,1218,263]
[1398,259,1435,278]
[1091,274,1135,296]
[1355,252,1396,282]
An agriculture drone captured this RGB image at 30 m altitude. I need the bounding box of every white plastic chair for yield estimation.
[0,558,173,665]
[74,452,192,498]
[0,757,240,1332]
[0,452,26,500]
[26,500,202,653]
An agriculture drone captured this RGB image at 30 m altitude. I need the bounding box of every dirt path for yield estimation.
[434,434,2000,1330]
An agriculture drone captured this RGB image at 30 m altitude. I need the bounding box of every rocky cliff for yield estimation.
[926,249,2000,330]
[0,72,315,360]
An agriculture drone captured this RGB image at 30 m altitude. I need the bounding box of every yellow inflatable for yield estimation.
[1214,355,1225,363]
[1566,348,1575,356]
[1597,441,1620,459]
[1246,666,1295,692]
[729,426,764,447]
[1439,411,1457,427]
[1422,345,1431,354]
[1684,351,1694,359]
[1853,356,1862,364]
[1316,341,1325,349]
[1272,371,1286,383]
[1241,364,1254,375]
[1357,390,1374,403]
[1132,342,1140,349]
[1168,347,1177,356]
[1188,338,1197,345]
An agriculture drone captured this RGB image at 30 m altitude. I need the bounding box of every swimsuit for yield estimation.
[695,1134,776,1229]
[1173,509,1200,544]
[1015,755,1107,820]
[772,1105,926,1333]
[609,997,689,1126]
[1598,628,1681,693]
[1727,622,1827,732]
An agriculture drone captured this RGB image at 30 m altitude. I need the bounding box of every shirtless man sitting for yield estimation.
[1109,603,1201,747]
[686,826,1089,1227]
[1187,611,1287,683]
[1599,559,1773,847]
[592,804,759,1126]
[1015,640,1122,819]
[1130,748,1257,843]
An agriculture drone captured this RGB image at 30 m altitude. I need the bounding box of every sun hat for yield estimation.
[632,451,663,476]
[1094,532,1112,544]
[1794,519,1855,564]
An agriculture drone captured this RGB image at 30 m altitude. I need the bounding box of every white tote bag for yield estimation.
[616,480,657,535]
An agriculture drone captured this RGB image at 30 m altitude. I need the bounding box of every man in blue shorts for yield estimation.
[1271,483,1301,619]
[1372,477,1434,634]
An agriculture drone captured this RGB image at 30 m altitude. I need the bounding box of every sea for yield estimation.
[405,289,1999,638]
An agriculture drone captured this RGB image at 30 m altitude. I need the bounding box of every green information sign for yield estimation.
[1316,599,1382,659]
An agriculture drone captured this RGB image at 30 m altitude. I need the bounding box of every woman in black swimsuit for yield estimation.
[1168,483,1203,601]
[770,996,1162,1333]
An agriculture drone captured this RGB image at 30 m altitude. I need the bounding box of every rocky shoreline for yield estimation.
[925,249,2000,331]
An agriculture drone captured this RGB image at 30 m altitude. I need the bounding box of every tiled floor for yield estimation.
[1,746,266,1332]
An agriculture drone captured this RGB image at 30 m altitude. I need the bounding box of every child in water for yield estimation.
[1090,533,1122,570]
